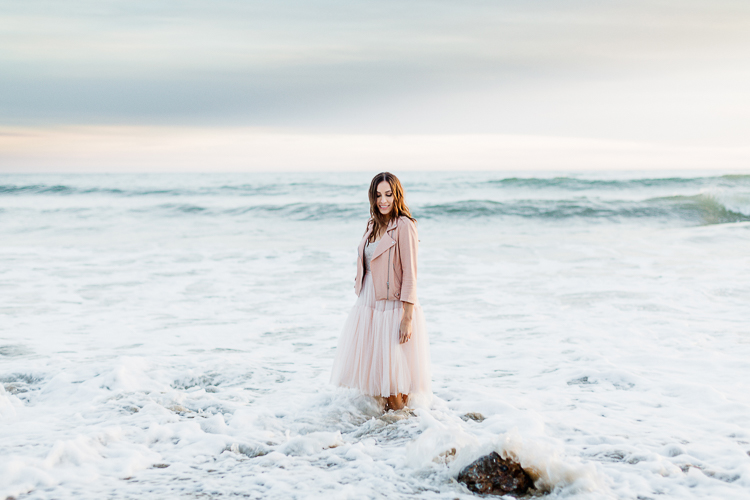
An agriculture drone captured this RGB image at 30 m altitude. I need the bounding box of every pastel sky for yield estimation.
[1,0,749,171]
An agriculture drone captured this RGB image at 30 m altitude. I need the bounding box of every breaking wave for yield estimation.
[420,194,750,224]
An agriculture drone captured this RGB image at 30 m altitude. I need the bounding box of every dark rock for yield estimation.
[458,452,533,496]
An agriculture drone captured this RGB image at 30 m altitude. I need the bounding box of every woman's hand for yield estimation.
[399,302,414,344]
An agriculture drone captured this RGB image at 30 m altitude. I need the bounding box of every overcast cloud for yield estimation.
[1,0,749,151]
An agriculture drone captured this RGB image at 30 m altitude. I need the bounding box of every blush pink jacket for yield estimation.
[354,216,418,304]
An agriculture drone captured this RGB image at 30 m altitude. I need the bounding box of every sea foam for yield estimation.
[1,171,749,499]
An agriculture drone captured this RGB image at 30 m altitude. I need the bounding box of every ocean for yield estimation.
[1,171,749,499]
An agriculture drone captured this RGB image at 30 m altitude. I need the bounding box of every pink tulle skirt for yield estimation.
[330,272,431,397]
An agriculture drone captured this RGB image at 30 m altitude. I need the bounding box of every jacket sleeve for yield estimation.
[398,218,418,304]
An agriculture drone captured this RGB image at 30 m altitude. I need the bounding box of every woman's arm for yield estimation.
[398,218,418,343]
[397,218,418,304]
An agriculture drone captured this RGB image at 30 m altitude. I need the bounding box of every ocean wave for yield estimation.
[647,194,750,224]
[3,174,749,226]
[134,194,750,225]
[420,200,657,219]
[417,194,749,224]
[150,202,364,220]
[0,184,221,196]
[0,182,362,197]
[3,175,749,198]
[0,184,152,196]
[481,174,750,191]
[7,196,748,225]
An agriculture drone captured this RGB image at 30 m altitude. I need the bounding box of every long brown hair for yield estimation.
[367,172,415,242]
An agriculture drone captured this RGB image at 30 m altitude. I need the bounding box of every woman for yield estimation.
[330,172,431,411]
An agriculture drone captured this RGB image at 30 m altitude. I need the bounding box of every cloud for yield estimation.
[0,0,748,149]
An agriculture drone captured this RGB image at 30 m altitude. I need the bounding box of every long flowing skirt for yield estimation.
[330,272,431,397]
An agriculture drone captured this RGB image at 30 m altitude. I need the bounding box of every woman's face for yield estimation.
[376,180,394,216]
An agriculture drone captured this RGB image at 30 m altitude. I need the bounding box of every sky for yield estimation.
[1,0,749,172]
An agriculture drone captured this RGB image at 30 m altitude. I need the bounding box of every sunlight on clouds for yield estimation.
[1,126,748,173]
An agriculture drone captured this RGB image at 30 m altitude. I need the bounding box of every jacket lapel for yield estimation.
[371,218,398,260]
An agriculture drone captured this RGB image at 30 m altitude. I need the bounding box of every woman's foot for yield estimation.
[385,393,408,411]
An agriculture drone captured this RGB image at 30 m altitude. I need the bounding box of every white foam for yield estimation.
[2,172,749,498]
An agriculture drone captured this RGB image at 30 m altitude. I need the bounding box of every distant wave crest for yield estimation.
[142,194,750,225]
[481,174,750,191]
[0,182,360,197]
[420,194,750,224]
[150,202,362,221]
[2,174,750,197]
[2,175,749,226]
